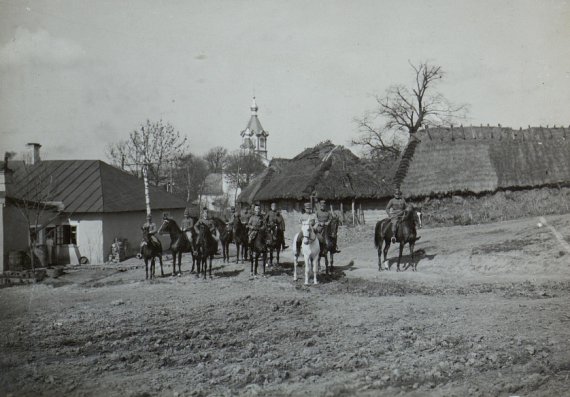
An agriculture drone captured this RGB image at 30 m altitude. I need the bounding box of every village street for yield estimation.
[1,213,570,397]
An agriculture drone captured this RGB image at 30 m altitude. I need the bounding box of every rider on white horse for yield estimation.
[295,202,317,253]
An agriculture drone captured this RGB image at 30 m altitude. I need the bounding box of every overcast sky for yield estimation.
[1,0,569,161]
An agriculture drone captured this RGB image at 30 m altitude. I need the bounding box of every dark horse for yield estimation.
[266,222,283,266]
[317,217,339,275]
[231,217,248,263]
[249,225,272,277]
[374,205,423,272]
[158,217,194,276]
[194,224,217,279]
[141,226,164,279]
[213,217,232,263]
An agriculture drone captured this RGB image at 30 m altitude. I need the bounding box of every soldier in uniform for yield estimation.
[315,199,341,253]
[385,188,407,243]
[246,203,264,244]
[241,206,252,227]
[295,202,318,253]
[139,214,159,257]
[181,208,195,242]
[194,207,220,254]
[227,206,238,224]
[264,202,289,249]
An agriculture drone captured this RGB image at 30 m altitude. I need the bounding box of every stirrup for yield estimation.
[391,237,397,243]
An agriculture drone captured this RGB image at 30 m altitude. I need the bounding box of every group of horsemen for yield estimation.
[139,187,411,257]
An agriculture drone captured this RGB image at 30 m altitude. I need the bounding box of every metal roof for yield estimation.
[8,160,187,213]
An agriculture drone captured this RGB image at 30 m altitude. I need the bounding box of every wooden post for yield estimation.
[351,199,355,225]
[360,202,364,224]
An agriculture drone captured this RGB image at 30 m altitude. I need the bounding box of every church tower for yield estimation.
[240,97,269,161]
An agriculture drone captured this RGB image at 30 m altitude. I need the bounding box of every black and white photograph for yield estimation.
[1,1,569,396]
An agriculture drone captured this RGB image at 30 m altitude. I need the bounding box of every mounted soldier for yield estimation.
[247,203,264,244]
[385,187,407,243]
[227,206,239,224]
[295,202,318,253]
[138,214,159,258]
[194,207,220,254]
[241,206,252,227]
[264,202,289,250]
[181,208,195,242]
[315,199,341,253]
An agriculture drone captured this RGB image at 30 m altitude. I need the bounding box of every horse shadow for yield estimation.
[388,248,436,271]
[272,261,347,284]
[214,269,244,278]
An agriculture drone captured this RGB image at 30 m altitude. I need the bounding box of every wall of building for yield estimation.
[67,214,103,265]
[101,209,185,261]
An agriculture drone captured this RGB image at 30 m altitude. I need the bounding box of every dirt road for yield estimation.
[1,214,569,396]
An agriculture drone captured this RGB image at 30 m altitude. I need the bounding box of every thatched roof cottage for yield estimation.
[238,141,393,225]
[394,126,570,198]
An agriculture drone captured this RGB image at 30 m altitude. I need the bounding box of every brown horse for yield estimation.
[266,221,282,266]
[141,226,164,279]
[317,217,339,275]
[213,217,232,263]
[249,225,272,277]
[158,217,194,276]
[194,223,217,279]
[374,205,422,271]
[231,217,248,263]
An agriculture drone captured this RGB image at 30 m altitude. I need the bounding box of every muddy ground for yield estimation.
[1,214,570,397]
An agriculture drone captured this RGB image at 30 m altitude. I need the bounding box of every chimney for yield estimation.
[26,143,41,165]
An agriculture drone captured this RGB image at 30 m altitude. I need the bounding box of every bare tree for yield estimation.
[106,119,188,186]
[224,151,266,190]
[172,153,210,204]
[204,146,228,173]
[10,158,64,271]
[353,61,467,161]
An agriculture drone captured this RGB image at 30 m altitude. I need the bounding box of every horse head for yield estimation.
[141,225,151,242]
[301,221,316,245]
[414,206,423,229]
[158,218,170,235]
[328,217,339,239]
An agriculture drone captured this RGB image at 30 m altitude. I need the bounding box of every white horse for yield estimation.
[293,221,320,285]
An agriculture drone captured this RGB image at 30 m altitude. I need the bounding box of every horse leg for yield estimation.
[313,256,319,285]
[304,255,310,285]
[177,252,182,276]
[262,251,267,276]
[276,247,280,265]
[145,258,149,280]
[384,240,391,271]
[409,242,416,271]
[250,251,254,277]
[397,243,404,272]
[378,239,383,271]
[159,255,164,277]
[293,253,298,281]
[209,256,213,279]
[202,257,207,280]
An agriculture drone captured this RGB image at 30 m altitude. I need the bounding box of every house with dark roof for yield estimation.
[238,141,393,226]
[1,146,187,271]
[393,126,570,198]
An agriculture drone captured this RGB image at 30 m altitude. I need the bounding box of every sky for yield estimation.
[1,0,569,161]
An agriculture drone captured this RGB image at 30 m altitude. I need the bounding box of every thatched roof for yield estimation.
[238,141,392,203]
[394,126,570,198]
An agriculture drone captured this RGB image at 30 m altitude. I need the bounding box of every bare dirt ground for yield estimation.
[1,214,570,397]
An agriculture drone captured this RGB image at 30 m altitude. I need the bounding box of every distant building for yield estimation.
[240,97,269,163]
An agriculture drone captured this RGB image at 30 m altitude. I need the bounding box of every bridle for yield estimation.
[302,223,316,244]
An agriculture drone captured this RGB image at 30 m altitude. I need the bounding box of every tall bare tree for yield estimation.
[172,153,209,204]
[204,146,228,173]
[224,151,266,190]
[106,119,188,186]
[353,61,467,162]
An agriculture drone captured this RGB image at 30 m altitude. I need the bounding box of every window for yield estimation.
[260,137,265,149]
[55,225,77,245]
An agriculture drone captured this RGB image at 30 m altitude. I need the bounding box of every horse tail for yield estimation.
[374,221,382,249]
